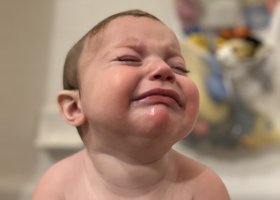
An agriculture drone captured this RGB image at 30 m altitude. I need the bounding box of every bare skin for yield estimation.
[32,15,230,200]
[32,149,229,200]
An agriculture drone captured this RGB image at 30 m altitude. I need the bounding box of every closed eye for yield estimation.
[167,55,189,75]
[115,55,142,66]
[171,66,190,75]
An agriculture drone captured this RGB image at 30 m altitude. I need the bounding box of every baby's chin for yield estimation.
[134,104,176,123]
[128,104,189,137]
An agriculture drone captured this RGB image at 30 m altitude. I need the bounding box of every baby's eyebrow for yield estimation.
[115,38,146,52]
[164,45,184,59]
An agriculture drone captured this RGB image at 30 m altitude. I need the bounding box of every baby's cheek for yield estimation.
[184,80,200,119]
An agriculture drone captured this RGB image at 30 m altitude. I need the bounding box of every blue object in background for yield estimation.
[244,2,270,30]
[204,53,228,102]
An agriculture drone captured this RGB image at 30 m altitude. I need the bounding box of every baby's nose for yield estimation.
[148,59,175,83]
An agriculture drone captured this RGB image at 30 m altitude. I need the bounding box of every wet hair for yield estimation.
[62,9,161,90]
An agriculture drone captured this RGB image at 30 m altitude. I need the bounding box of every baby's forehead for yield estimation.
[81,16,181,63]
[103,16,171,36]
[96,17,179,47]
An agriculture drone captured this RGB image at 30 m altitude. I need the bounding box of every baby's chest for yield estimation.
[63,178,195,200]
[64,187,195,200]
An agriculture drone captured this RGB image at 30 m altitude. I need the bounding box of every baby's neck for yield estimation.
[83,148,178,198]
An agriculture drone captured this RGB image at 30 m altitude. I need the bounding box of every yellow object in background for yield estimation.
[181,38,230,124]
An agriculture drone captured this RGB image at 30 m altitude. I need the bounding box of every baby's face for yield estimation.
[78,16,199,145]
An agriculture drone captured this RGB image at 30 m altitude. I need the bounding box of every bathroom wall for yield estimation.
[0,1,54,199]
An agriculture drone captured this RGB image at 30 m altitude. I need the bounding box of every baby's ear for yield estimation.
[57,90,86,127]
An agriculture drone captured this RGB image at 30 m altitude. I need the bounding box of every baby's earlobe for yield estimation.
[57,90,86,127]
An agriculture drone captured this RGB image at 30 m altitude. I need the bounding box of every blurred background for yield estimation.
[0,0,279,200]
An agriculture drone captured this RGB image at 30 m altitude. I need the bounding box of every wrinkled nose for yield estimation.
[149,60,175,83]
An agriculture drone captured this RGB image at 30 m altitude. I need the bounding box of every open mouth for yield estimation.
[133,88,182,107]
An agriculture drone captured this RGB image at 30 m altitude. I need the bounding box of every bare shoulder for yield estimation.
[32,150,85,200]
[173,150,230,200]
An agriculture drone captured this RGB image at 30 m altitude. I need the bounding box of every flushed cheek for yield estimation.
[83,72,139,116]
[183,81,200,121]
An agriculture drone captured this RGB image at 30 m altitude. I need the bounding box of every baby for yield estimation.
[32,9,230,200]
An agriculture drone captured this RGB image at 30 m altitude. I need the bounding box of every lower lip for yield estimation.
[134,95,179,107]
